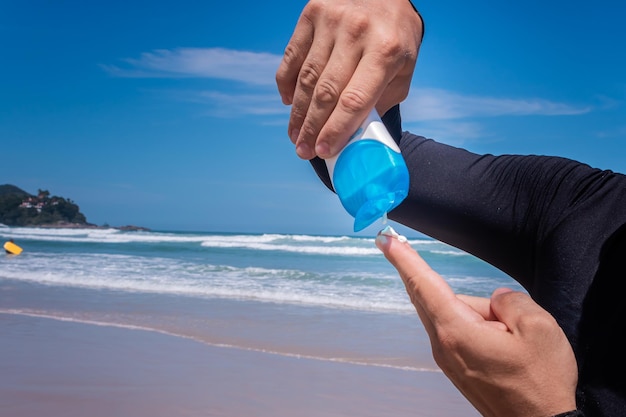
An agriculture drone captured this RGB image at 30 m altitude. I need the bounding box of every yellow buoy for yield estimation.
[4,241,23,255]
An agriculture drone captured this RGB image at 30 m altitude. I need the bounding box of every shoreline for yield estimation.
[0,312,478,417]
[0,279,436,372]
[1,307,440,373]
[0,279,479,416]
[0,226,494,417]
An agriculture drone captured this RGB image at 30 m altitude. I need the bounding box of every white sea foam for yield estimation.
[0,228,513,311]
[199,240,381,256]
[0,227,450,258]
[1,227,356,247]
[430,250,469,256]
[289,234,354,243]
[0,251,413,313]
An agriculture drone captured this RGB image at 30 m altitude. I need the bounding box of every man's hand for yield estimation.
[276,0,423,160]
[375,231,578,417]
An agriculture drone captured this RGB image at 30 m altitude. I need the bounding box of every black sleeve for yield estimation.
[311,106,626,295]
[389,107,626,417]
[309,106,626,415]
[552,411,584,417]
[392,127,626,291]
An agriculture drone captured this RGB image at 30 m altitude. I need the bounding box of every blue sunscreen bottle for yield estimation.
[325,110,409,232]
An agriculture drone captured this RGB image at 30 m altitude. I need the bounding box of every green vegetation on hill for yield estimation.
[0,184,30,197]
[0,185,89,226]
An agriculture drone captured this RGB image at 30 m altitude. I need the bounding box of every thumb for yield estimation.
[489,289,553,335]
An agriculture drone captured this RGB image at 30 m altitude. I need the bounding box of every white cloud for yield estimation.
[595,125,626,139]
[103,47,281,86]
[103,48,595,129]
[403,120,486,144]
[402,88,592,121]
[195,91,288,117]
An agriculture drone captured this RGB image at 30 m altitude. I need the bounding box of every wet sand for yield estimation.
[0,312,478,417]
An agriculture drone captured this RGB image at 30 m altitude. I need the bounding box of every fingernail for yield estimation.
[296,142,311,159]
[315,141,330,158]
[375,233,390,251]
[376,225,408,252]
[380,225,408,243]
[282,93,293,105]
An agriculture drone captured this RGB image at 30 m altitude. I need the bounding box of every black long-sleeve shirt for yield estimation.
[310,105,626,416]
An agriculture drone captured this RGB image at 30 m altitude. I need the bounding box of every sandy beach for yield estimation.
[0,298,478,417]
[0,228,492,417]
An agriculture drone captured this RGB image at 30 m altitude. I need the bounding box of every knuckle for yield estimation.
[379,36,404,59]
[280,43,301,71]
[298,62,322,91]
[403,273,427,310]
[404,272,421,295]
[345,13,371,39]
[313,79,340,106]
[517,310,554,333]
[373,33,416,68]
[275,68,288,90]
[303,0,323,17]
[299,120,319,143]
[290,104,306,124]
[338,88,370,114]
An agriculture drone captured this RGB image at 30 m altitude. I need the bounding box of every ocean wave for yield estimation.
[0,227,509,310]
[0,226,435,244]
[266,234,356,243]
[0,251,412,314]
[0,227,386,256]
[199,240,381,256]
[429,250,469,257]
[0,227,458,262]
[0,227,349,245]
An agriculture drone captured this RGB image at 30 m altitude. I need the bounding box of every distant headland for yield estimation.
[0,184,149,231]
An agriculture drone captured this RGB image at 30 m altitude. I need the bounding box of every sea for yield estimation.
[0,225,523,372]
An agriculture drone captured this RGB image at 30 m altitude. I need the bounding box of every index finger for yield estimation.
[375,229,466,328]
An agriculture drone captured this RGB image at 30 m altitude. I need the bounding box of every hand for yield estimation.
[375,232,578,417]
[276,0,423,160]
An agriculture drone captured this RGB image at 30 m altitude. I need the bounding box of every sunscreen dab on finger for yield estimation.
[379,225,408,243]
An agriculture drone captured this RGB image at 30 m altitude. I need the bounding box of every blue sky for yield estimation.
[1,0,625,236]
